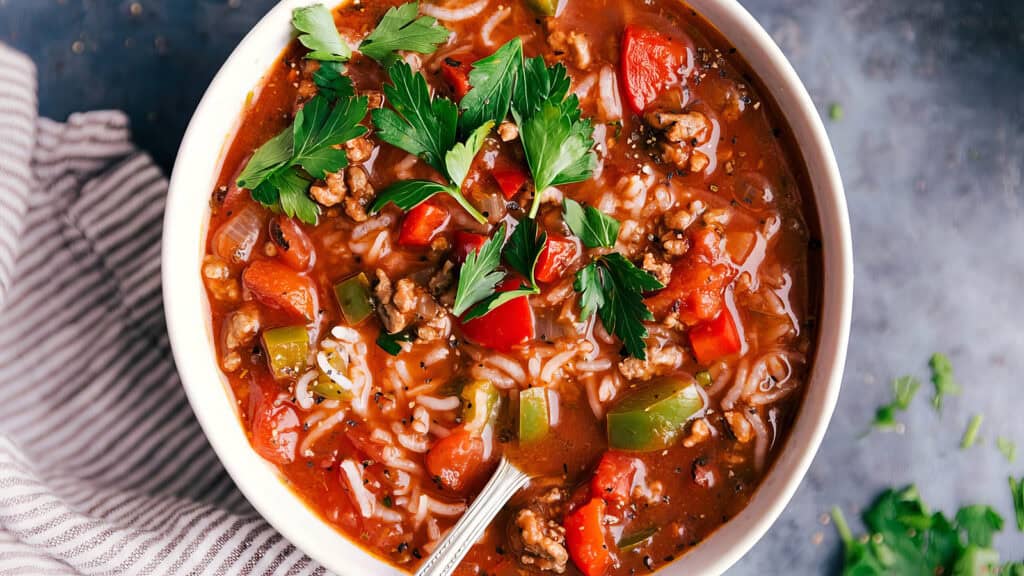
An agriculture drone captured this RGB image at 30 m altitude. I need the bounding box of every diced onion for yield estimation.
[212,205,263,263]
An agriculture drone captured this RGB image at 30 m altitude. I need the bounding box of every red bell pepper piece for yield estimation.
[564,498,614,576]
[492,168,529,200]
[589,452,638,505]
[459,279,535,351]
[440,58,473,101]
[453,230,488,264]
[242,260,319,323]
[398,202,450,247]
[620,25,691,115]
[534,234,579,283]
[689,309,742,365]
[251,397,301,465]
[270,215,314,271]
[425,427,488,492]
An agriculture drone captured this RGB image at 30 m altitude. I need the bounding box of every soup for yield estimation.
[200,0,821,574]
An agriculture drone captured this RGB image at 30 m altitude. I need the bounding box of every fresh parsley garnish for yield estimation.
[459,38,522,133]
[563,198,619,249]
[312,61,352,99]
[871,375,920,432]
[370,62,491,223]
[452,223,507,317]
[292,4,351,62]
[575,253,663,359]
[376,329,415,356]
[833,485,1022,575]
[961,414,984,449]
[930,352,961,411]
[461,218,546,321]
[237,84,368,224]
[512,55,571,120]
[518,96,597,218]
[359,2,450,66]
[997,437,1017,463]
[372,61,457,174]
[1010,477,1024,531]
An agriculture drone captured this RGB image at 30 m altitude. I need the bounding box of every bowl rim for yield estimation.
[162,1,852,575]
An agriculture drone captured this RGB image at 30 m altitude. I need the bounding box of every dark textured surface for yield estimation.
[2,0,1022,572]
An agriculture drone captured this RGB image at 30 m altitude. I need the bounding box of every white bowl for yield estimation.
[163,1,852,574]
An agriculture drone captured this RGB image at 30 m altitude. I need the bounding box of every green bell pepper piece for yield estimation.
[334,272,373,326]
[262,325,309,380]
[606,377,705,452]
[461,379,500,431]
[519,387,550,443]
[312,348,352,400]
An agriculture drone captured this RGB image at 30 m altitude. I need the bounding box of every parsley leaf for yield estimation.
[452,223,507,317]
[997,437,1017,463]
[502,217,546,286]
[372,61,458,175]
[574,262,605,321]
[292,93,369,178]
[376,329,415,355]
[370,180,451,213]
[574,253,663,359]
[271,168,320,224]
[461,218,547,321]
[563,198,620,249]
[445,120,495,190]
[459,38,522,133]
[512,56,571,121]
[292,4,351,62]
[359,2,450,65]
[955,505,1003,548]
[372,121,492,222]
[519,98,597,218]
[237,127,293,190]
[871,375,920,432]
[960,414,983,449]
[930,353,962,411]
[313,61,354,99]
[1010,477,1024,531]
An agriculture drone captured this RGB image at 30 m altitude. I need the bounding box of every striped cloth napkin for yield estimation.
[0,45,325,575]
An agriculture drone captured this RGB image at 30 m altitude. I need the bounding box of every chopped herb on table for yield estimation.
[1011,477,1024,531]
[833,485,1024,575]
[997,437,1017,463]
[930,352,962,411]
[961,414,984,449]
[829,102,844,122]
[871,375,920,432]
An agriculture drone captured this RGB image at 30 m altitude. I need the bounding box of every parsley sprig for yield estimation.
[370,62,490,223]
[358,2,450,66]
[459,38,522,133]
[563,201,662,359]
[237,55,368,224]
[452,220,548,321]
[930,352,962,411]
[292,4,351,62]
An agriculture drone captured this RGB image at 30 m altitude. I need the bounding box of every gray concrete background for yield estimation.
[1,0,1021,571]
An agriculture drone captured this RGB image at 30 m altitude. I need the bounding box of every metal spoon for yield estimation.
[414,456,533,576]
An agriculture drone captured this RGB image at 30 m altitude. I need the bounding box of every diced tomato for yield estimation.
[453,230,488,264]
[251,398,301,465]
[242,260,319,323]
[440,58,473,101]
[459,279,535,351]
[564,498,614,576]
[688,226,725,263]
[492,168,529,200]
[425,427,488,492]
[399,202,450,247]
[590,452,638,505]
[535,235,579,283]
[220,184,250,215]
[689,309,742,365]
[645,258,731,325]
[270,216,314,271]
[620,25,691,115]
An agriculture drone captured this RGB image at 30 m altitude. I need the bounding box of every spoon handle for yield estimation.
[414,457,531,576]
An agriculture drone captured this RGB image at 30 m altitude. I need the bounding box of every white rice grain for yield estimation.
[486,354,526,383]
[300,409,347,456]
[541,349,576,382]
[479,6,509,47]
[416,395,461,412]
[340,460,374,518]
[598,66,622,121]
[294,370,317,410]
